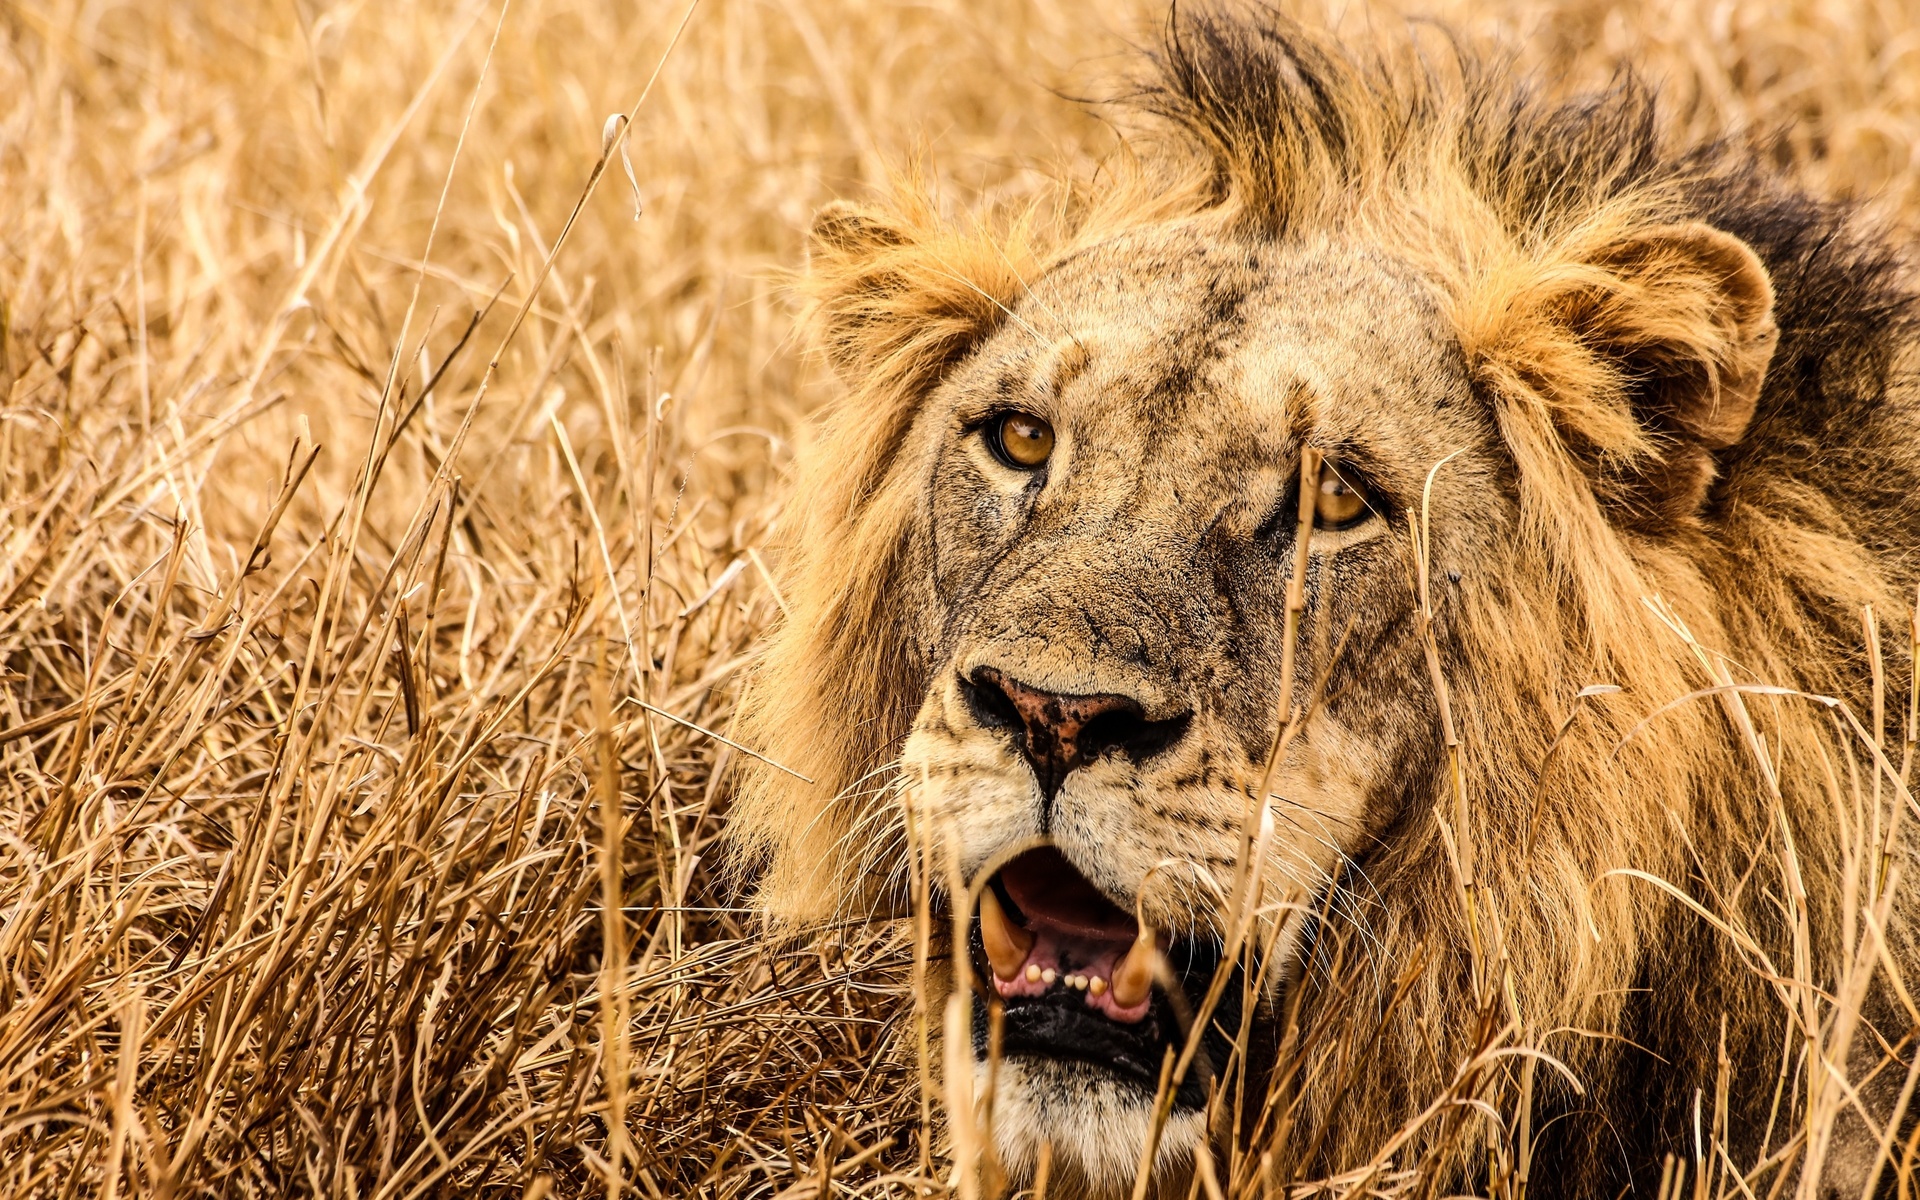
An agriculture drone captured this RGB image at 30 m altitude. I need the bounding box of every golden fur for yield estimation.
[734,10,1920,1195]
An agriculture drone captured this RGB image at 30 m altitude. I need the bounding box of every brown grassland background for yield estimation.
[3,0,1920,1196]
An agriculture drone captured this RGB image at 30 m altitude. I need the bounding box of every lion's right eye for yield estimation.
[1314,465,1379,530]
[988,411,1055,470]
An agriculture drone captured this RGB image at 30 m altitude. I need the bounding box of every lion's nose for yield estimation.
[962,666,1190,801]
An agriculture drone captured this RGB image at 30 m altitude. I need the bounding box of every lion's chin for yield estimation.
[981,1057,1206,1199]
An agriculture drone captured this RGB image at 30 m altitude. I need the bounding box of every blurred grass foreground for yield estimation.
[2,0,1920,1195]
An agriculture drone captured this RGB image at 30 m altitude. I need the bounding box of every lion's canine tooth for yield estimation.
[1112,925,1157,1008]
[978,886,1035,981]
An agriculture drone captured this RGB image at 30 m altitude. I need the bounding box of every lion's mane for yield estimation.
[735,8,1920,1190]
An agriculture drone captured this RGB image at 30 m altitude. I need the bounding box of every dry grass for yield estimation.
[3,0,1920,1196]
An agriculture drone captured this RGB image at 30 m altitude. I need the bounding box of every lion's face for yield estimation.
[897,225,1504,1188]
[742,17,1804,1194]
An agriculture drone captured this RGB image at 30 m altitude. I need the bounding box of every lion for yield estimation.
[731,9,1920,1198]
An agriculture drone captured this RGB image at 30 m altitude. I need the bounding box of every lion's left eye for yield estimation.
[1315,466,1378,530]
[988,411,1055,469]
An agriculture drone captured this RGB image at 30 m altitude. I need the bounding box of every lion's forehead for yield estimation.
[961,231,1483,477]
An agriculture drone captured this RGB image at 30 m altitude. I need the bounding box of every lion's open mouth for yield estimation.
[969,847,1233,1108]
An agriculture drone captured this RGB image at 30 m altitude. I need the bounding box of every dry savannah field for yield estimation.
[5,0,1920,1197]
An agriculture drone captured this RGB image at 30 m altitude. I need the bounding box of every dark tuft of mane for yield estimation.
[1138,6,1668,238]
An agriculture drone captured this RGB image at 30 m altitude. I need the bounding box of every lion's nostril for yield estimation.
[964,666,1188,800]
[1079,705,1191,763]
[960,669,1025,732]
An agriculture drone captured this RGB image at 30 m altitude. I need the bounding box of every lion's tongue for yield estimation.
[991,849,1150,1023]
[1001,849,1138,940]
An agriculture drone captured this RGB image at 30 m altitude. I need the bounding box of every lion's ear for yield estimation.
[1474,220,1779,521]
[1582,221,1777,445]
[800,195,1028,392]
[807,200,904,261]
